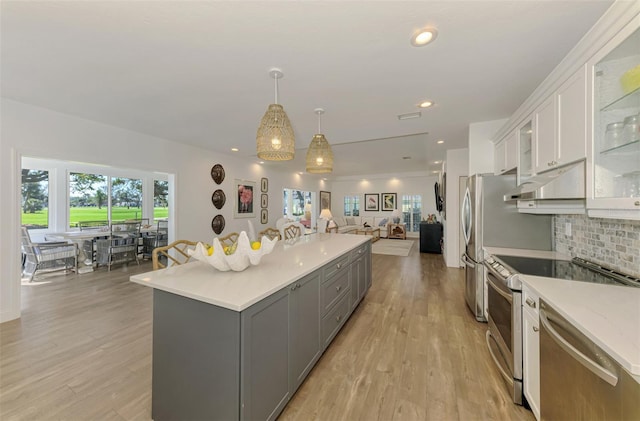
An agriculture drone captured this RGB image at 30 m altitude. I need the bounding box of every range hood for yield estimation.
[504,160,585,201]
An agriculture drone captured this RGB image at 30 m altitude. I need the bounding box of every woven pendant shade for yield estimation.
[256,103,295,161]
[306,134,334,173]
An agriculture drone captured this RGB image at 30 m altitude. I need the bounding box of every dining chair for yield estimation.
[283,224,302,241]
[96,221,141,271]
[152,239,198,270]
[78,220,110,264]
[143,220,169,258]
[258,227,281,241]
[21,227,77,282]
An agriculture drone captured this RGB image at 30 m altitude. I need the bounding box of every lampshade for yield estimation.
[306,108,334,173]
[257,69,295,161]
[319,209,333,220]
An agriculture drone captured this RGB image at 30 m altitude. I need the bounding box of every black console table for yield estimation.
[419,222,442,254]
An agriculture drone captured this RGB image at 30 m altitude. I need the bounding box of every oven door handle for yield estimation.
[486,275,512,303]
[539,308,618,387]
[486,330,514,386]
[461,253,475,268]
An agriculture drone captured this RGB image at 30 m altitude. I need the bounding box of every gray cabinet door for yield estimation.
[351,254,366,309]
[289,271,321,392]
[241,288,290,421]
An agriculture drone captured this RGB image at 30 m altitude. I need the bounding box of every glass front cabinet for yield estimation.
[588,17,640,216]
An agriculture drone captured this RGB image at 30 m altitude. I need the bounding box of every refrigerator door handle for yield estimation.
[461,188,472,246]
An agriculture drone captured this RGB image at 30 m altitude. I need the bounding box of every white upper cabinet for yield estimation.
[494,130,517,175]
[518,119,534,184]
[587,17,640,217]
[534,67,587,174]
[558,66,588,165]
[534,95,557,173]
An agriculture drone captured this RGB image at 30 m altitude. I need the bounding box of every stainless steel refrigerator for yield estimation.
[460,174,552,321]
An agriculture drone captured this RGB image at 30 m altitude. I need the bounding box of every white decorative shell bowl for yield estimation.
[189,231,278,272]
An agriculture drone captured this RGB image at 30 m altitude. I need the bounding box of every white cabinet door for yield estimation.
[506,130,518,171]
[494,139,507,175]
[523,287,540,420]
[494,130,517,175]
[557,66,587,166]
[534,95,557,173]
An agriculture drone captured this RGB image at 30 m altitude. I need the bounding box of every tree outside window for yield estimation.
[21,169,49,229]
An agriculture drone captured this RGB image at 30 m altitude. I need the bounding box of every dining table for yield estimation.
[46,225,158,273]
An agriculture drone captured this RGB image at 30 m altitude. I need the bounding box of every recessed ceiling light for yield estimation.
[231,148,239,152]
[259,161,265,164]
[411,27,438,47]
[434,160,441,164]
[432,170,439,174]
[398,112,421,120]
[418,100,434,108]
[322,178,328,181]
[436,139,444,144]
[298,172,303,175]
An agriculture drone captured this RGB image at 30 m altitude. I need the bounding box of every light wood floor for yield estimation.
[1,246,534,421]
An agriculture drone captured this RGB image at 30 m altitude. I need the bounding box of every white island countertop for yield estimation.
[130,233,368,312]
[484,246,640,380]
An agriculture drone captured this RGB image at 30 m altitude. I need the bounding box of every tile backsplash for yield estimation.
[554,215,640,278]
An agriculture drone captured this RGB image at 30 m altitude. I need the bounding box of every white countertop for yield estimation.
[130,233,368,312]
[522,275,640,380]
[484,247,640,380]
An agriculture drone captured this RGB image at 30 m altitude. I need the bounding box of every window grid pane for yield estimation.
[21,169,49,229]
[69,172,108,228]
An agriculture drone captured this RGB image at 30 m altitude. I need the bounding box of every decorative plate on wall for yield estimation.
[211,164,225,184]
[211,214,225,234]
[211,189,226,209]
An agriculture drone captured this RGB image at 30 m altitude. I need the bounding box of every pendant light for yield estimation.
[256,68,295,161]
[305,108,334,174]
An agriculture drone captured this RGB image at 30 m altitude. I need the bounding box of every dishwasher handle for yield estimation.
[539,308,618,387]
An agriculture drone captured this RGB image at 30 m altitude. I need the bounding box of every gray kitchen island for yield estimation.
[130,233,372,421]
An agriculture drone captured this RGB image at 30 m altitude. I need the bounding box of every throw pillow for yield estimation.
[379,218,388,226]
[346,217,356,225]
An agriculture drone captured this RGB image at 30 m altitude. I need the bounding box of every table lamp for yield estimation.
[391,209,402,224]
[319,209,335,230]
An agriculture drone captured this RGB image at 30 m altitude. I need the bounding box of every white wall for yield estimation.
[468,118,507,175]
[443,148,469,268]
[330,172,440,235]
[1,98,326,322]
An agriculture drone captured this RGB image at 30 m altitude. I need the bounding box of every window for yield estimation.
[154,180,169,220]
[283,188,311,222]
[343,195,360,216]
[21,169,49,229]
[111,177,142,221]
[401,194,422,232]
[69,172,108,228]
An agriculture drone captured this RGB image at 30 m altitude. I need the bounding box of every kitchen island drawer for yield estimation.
[321,268,350,314]
[321,292,351,347]
[323,254,350,280]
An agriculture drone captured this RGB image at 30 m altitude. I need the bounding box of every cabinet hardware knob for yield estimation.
[528,203,534,207]
[336,285,341,292]
[533,326,539,332]
[525,297,536,308]
[336,263,342,269]
[635,201,640,206]
[336,315,342,322]
[296,283,300,288]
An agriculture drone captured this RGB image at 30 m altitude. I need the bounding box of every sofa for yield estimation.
[331,215,392,238]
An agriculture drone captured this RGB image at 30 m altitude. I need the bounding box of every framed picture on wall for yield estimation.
[261,193,268,209]
[261,177,269,193]
[234,179,256,218]
[364,193,379,211]
[261,208,268,224]
[320,191,331,210]
[381,193,397,211]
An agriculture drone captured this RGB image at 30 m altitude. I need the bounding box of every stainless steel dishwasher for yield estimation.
[539,299,640,420]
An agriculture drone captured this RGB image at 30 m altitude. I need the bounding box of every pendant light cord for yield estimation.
[274,74,279,105]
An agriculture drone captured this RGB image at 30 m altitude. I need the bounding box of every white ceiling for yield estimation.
[0,1,613,178]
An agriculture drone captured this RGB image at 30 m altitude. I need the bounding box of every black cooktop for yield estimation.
[494,255,640,288]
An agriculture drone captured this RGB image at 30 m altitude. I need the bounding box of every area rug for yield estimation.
[371,239,414,256]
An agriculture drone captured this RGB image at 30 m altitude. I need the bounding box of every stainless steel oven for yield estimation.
[484,258,523,405]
